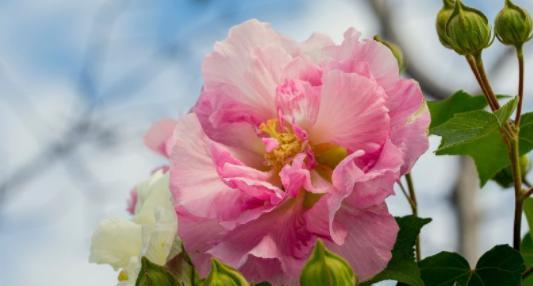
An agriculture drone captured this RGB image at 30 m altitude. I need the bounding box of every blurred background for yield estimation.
[1,0,533,285]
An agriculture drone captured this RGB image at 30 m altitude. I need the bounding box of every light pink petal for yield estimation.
[332,140,403,209]
[305,142,401,245]
[326,28,400,90]
[239,256,297,286]
[310,70,390,154]
[196,20,298,149]
[275,79,320,129]
[386,79,430,175]
[170,114,275,226]
[208,196,314,280]
[280,153,331,196]
[178,213,228,276]
[325,204,398,282]
[144,118,177,158]
[298,32,335,62]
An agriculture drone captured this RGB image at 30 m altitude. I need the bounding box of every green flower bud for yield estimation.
[300,240,357,286]
[373,35,405,72]
[203,259,249,286]
[492,155,531,188]
[436,0,456,49]
[521,155,531,176]
[495,0,533,47]
[446,0,492,56]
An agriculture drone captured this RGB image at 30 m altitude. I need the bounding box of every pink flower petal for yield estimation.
[144,118,177,158]
[310,70,390,154]
[386,79,430,175]
[333,140,403,209]
[196,20,297,150]
[170,113,278,227]
[208,196,315,281]
[280,153,331,196]
[326,28,400,90]
[325,204,398,282]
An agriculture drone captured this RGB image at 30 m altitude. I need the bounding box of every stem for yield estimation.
[398,181,416,213]
[474,53,501,111]
[523,186,533,201]
[515,45,525,126]
[466,54,524,251]
[465,55,498,112]
[405,173,421,261]
[510,137,524,250]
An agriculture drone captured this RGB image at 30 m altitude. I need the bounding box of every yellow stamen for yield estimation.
[118,270,129,282]
[259,119,303,169]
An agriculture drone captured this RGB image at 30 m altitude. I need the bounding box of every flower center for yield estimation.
[259,119,305,169]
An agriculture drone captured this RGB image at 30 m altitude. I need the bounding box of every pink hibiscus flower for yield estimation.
[149,19,429,285]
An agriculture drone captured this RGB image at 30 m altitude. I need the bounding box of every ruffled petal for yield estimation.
[280,153,331,196]
[326,28,400,90]
[170,113,280,228]
[208,196,315,281]
[386,79,430,175]
[325,204,398,282]
[332,140,403,209]
[196,20,297,150]
[310,70,390,154]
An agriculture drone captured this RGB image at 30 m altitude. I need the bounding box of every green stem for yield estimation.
[405,173,421,261]
[465,55,498,112]
[474,53,501,111]
[467,54,524,250]
[515,45,525,126]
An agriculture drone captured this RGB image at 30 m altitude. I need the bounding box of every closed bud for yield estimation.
[374,35,405,72]
[495,0,533,47]
[203,259,249,286]
[436,0,456,49]
[300,240,357,286]
[446,0,492,56]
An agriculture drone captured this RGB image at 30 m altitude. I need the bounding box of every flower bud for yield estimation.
[203,259,250,286]
[374,35,405,72]
[495,0,533,47]
[445,0,492,56]
[436,0,456,49]
[300,240,357,286]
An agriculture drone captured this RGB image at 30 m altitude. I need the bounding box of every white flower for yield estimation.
[90,170,179,285]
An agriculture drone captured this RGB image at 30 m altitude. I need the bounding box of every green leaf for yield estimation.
[419,252,471,285]
[428,90,489,131]
[362,216,431,286]
[419,245,525,286]
[494,97,518,126]
[432,110,509,185]
[136,256,178,286]
[521,234,533,266]
[432,98,523,186]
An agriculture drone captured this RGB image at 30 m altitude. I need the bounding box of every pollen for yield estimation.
[259,119,304,169]
[117,270,129,282]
